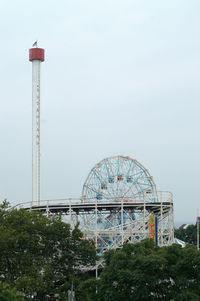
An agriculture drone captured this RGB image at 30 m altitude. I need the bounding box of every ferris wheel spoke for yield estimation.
[130,179,151,197]
[123,171,144,199]
[131,186,153,200]
[127,160,137,188]
[129,168,156,199]
[104,160,111,178]
[127,160,134,177]
[83,169,97,199]
[94,168,121,199]
[105,211,121,230]
[121,158,126,197]
[131,172,147,195]
[130,160,136,181]
[105,215,116,230]
[107,159,123,196]
[87,185,119,201]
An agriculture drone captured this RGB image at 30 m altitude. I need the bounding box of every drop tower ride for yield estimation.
[29,45,45,206]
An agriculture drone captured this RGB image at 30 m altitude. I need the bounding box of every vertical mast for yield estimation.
[29,46,45,206]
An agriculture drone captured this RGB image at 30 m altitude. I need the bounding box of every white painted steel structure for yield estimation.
[29,47,45,206]
[12,191,174,268]
[32,60,41,206]
[80,155,174,261]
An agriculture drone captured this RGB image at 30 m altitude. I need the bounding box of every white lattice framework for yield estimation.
[79,156,174,260]
[76,193,174,260]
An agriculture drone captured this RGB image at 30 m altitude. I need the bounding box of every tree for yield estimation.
[0,203,97,300]
[76,277,98,301]
[95,239,200,301]
[175,224,198,245]
[0,281,24,301]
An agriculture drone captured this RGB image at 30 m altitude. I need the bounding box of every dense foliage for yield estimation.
[0,281,24,301]
[80,240,200,301]
[175,224,198,245]
[0,201,96,300]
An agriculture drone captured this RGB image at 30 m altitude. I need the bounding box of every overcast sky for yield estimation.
[0,0,200,224]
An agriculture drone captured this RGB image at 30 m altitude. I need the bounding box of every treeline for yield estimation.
[93,240,200,301]
[175,224,199,245]
[0,202,200,300]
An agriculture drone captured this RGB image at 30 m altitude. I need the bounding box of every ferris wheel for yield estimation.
[80,155,158,258]
[82,155,157,203]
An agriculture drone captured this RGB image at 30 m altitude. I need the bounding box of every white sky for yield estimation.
[0,0,200,224]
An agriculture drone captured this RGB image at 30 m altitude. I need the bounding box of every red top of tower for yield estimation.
[29,48,45,62]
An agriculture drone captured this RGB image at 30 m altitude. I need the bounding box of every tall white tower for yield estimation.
[29,46,45,206]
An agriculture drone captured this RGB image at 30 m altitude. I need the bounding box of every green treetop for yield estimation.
[0,202,97,300]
